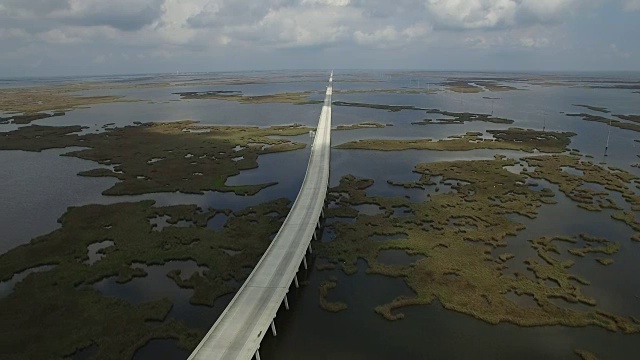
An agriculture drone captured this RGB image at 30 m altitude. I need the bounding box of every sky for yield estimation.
[0,0,639,76]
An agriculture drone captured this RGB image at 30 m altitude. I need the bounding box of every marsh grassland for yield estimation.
[0,85,140,124]
[1,121,309,195]
[335,128,574,153]
[0,199,291,358]
[316,154,640,333]
[2,72,640,359]
[175,91,322,105]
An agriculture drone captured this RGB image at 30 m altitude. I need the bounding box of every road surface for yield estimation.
[188,73,333,360]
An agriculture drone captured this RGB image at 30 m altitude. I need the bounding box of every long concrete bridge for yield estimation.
[188,73,333,360]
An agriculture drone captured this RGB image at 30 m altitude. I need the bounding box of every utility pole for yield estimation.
[605,118,612,156]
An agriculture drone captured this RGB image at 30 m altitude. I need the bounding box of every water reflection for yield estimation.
[133,339,189,360]
[93,261,231,330]
[206,214,228,231]
[85,241,114,265]
[0,265,56,298]
[501,179,640,319]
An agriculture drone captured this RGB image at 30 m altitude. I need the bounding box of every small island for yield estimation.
[335,128,575,153]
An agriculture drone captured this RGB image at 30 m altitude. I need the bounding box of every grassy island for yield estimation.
[0,199,291,358]
[566,113,640,133]
[575,349,599,360]
[332,101,425,112]
[584,84,640,90]
[523,155,639,212]
[414,109,514,125]
[335,128,575,153]
[174,91,322,105]
[334,88,436,95]
[332,102,516,126]
[444,80,520,93]
[0,121,310,196]
[319,280,348,312]
[0,86,136,124]
[572,105,610,114]
[334,122,390,131]
[316,155,640,333]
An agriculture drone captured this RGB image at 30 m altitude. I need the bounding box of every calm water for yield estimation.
[2,71,640,359]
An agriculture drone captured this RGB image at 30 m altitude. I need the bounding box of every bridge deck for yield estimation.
[189,75,333,360]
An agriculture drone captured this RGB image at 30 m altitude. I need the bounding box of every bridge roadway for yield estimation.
[188,73,333,360]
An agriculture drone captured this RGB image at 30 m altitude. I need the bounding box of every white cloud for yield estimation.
[187,0,293,28]
[463,35,506,49]
[48,0,165,31]
[610,43,630,58]
[424,0,579,30]
[302,0,352,6]
[354,26,402,45]
[237,6,357,48]
[92,54,108,64]
[0,0,585,51]
[0,0,636,75]
[520,37,550,48]
[0,0,70,18]
[354,24,430,47]
[425,0,518,29]
[0,28,30,40]
[623,0,640,11]
[38,28,86,44]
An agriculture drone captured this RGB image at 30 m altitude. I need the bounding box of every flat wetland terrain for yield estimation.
[1,71,640,360]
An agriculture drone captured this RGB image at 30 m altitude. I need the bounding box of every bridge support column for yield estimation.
[308,243,313,254]
[271,320,277,336]
[303,255,308,270]
[284,295,289,310]
[313,232,317,241]
[321,208,325,218]
[255,349,261,360]
[294,275,299,288]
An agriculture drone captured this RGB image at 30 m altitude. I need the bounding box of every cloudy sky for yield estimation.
[0,0,638,76]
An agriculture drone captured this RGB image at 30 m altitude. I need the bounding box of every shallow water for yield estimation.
[260,259,640,360]
[501,179,640,319]
[2,70,640,359]
[92,261,232,330]
[0,265,56,298]
[133,339,189,360]
[206,214,228,231]
[85,240,115,265]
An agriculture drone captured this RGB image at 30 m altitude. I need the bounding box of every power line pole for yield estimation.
[605,118,612,157]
